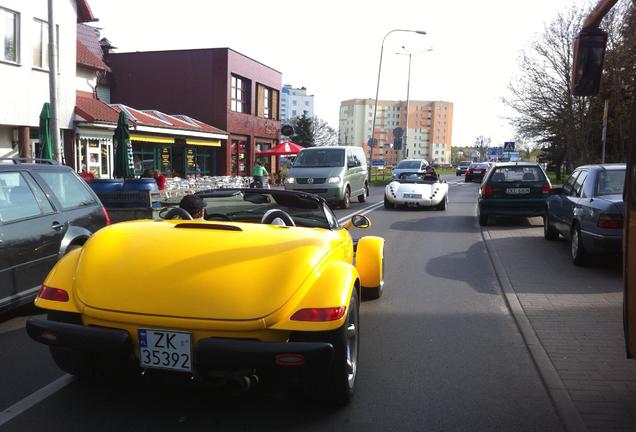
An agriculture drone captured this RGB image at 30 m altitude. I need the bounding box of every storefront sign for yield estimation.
[186,148,196,170]
[160,147,171,169]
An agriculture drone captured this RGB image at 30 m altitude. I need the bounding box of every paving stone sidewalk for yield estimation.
[486,220,636,432]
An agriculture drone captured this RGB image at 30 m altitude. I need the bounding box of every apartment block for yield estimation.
[280,85,314,123]
[339,98,453,166]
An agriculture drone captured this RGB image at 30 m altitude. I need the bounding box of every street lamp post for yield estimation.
[395,48,433,161]
[368,29,426,176]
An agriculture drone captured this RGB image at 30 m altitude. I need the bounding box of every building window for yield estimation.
[257,84,279,120]
[292,100,297,106]
[1,7,18,63]
[304,101,309,106]
[231,74,250,113]
[32,19,48,69]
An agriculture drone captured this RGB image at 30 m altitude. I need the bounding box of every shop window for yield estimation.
[132,143,156,176]
[231,139,249,176]
[231,74,250,113]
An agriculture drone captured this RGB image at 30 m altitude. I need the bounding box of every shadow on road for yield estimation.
[390,215,478,233]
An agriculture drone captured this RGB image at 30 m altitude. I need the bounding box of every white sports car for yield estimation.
[384,172,449,210]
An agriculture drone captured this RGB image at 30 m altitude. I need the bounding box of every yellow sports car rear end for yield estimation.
[27,189,384,405]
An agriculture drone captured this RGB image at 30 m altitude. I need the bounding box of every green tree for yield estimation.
[288,113,314,147]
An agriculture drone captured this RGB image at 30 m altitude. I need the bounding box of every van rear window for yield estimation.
[490,166,546,183]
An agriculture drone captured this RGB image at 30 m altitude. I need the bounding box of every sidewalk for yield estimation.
[484,219,636,432]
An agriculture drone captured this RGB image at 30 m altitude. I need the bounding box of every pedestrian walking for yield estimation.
[252,160,268,188]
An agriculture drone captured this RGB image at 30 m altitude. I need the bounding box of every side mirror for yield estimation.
[571,28,608,96]
[343,214,371,230]
[550,187,563,195]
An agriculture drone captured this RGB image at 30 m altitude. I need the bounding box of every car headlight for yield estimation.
[286,177,296,184]
[327,176,341,184]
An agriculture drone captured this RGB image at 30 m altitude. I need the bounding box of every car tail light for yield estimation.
[542,183,551,195]
[598,214,623,229]
[291,306,346,322]
[481,184,493,197]
[37,285,69,302]
[102,207,111,225]
[275,354,305,366]
[465,169,470,174]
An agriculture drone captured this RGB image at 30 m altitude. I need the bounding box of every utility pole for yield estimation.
[601,98,609,163]
[48,0,61,163]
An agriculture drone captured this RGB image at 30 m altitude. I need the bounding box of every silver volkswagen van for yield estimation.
[284,146,369,208]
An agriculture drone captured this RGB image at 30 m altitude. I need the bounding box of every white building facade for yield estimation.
[0,0,82,159]
[280,85,314,123]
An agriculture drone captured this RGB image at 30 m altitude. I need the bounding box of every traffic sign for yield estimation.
[504,141,515,152]
[371,159,385,166]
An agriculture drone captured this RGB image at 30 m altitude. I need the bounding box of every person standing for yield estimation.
[252,160,268,188]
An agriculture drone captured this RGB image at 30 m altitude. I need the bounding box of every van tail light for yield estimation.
[481,184,493,197]
[465,169,471,174]
[598,214,623,229]
[37,285,69,302]
[542,183,552,195]
[291,306,346,322]
[102,207,111,225]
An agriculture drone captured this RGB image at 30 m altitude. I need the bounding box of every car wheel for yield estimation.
[478,212,488,226]
[47,312,96,378]
[464,176,470,183]
[544,213,559,241]
[341,187,351,209]
[571,224,588,266]
[383,195,393,209]
[438,195,448,211]
[358,184,369,203]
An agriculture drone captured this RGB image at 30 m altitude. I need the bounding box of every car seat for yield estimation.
[522,172,536,181]
[492,172,506,182]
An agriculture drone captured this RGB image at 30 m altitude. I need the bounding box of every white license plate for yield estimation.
[139,328,192,372]
[403,193,422,199]
[506,188,530,195]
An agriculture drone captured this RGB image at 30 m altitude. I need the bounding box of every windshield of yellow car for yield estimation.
[197,190,336,229]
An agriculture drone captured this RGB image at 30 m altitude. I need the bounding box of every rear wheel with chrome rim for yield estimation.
[571,224,588,266]
[358,184,369,203]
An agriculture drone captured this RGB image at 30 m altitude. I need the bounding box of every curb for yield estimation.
[481,228,588,432]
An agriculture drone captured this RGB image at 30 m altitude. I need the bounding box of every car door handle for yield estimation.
[51,222,64,231]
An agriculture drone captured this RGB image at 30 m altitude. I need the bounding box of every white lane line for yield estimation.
[0,374,74,427]
[338,201,384,224]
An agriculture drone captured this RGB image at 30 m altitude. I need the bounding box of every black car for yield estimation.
[544,164,625,265]
[477,162,551,226]
[456,161,471,176]
[0,158,110,312]
[465,162,490,182]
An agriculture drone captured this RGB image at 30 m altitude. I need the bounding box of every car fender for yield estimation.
[356,236,384,289]
[34,248,84,314]
[268,261,359,332]
[58,225,93,258]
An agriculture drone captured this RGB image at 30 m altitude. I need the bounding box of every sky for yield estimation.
[87,0,594,148]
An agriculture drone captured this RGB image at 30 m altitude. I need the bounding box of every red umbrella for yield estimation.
[257,141,304,156]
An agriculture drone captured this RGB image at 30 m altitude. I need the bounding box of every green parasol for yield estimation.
[113,110,134,178]
[39,102,53,160]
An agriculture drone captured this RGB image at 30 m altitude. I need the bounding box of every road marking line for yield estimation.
[338,201,384,224]
[481,228,588,432]
[0,374,74,427]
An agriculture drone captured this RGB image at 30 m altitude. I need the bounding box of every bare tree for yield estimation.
[313,117,339,146]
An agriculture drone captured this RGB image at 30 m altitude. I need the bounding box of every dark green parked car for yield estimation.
[477,162,551,226]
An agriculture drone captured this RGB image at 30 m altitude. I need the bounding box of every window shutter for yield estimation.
[272,90,279,120]
[257,85,265,117]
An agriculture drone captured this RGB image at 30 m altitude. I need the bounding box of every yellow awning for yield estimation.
[130,134,175,144]
[186,138,222,147]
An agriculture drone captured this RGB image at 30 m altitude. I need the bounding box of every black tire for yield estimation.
[300,289,359,405]
[544,213,559,241]
[464,176,470,183]
[64,244,83,255]
[571,224,588,266]
[340,187,351,209]
[479,212,488,226]
[358,184,369,203]
[47,312,96,378]
[437,195,448,211]
[383,195,393,209]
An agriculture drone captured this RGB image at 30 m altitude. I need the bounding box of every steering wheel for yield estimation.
[162,207,193,220]
[205,213,233,221]
[260,209,296,227]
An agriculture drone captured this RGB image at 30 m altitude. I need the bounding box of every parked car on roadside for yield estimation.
[456,161,471,176]
[391,159,428,179]
[477,162,551,226]
[0,158,110,312]
[544,164,625,265]
[465,162,490,182]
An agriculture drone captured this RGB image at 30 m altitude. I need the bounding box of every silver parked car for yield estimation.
[391,159,428,179]
[544,164,625,265]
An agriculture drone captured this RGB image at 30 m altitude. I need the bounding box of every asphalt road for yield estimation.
[0,176,567,431]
